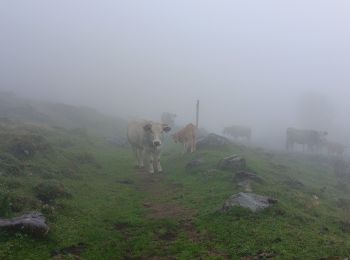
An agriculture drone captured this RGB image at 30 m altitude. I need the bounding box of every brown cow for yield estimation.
[324,141,346,156]
[172,123,197,154]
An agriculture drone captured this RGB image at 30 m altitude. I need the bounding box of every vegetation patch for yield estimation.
[34,180,70,203]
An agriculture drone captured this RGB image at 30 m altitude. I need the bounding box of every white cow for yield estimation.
[127,120,171,173]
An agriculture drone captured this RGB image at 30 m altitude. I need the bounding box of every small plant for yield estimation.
[34,180,70,203]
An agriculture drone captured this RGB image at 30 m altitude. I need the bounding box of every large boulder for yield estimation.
[196,133,231,150]
[221,192,277,213]
[0,212,49,237]
[218,155,246,172]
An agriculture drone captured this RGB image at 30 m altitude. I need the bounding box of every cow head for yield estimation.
[143,122,171,147]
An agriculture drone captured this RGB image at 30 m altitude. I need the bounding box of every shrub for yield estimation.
[34,180,70,203]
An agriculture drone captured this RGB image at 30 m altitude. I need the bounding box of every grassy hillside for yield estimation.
[0,100,350,259]
[0,92,127,138]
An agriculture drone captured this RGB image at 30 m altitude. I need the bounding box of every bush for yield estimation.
[7,134,51,159]
[8,193,40,213]
[34,180,70,203]
[74,152,100,168]
[0,153,23,176]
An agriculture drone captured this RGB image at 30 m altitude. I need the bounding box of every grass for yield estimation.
[0,121,350,259]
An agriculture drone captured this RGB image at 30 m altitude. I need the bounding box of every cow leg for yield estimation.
[145,152,154,174]
[137,148,144,168]
[132,147,141,168]
[156,152,162,173]
[183,143,187,155]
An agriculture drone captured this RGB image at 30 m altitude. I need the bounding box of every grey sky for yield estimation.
[1,1,350,145]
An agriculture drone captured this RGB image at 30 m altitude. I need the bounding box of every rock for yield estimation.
[51,242,87,258]
[235,171,261,181]
[222,192,277,212]
[196,133,231,150]
[283,177,304,189]
[218,155,246,172]
[186,158,204,169]
[234,171,262,192]
[116,179,134,185]
[0,212,49,237]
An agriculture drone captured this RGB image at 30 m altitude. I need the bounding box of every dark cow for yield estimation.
[286,127,327,152]
[223,125,251,141]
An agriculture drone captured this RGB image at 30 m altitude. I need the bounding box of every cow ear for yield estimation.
[143,123,152,132]
[162,124,171,132]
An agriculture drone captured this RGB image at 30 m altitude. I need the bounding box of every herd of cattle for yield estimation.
[126,113,347,173]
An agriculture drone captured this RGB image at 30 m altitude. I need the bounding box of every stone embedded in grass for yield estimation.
[186,157,204,169]
[34,180,70,203]
[218,155,246,172]
[51,242,87,257]
[0,212,49,237]
[221,192,277,213]
[234,171,263,192]
[235,171,261,182]
[283,177,304,189]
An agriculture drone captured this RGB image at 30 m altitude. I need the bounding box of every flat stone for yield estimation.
[0,212,49,237]
[218,155,246,172]
[222,192,277,213]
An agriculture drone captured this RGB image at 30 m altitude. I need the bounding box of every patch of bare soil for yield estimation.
[135,170,196,220]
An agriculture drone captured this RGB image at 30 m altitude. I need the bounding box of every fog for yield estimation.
[1,1,350,148]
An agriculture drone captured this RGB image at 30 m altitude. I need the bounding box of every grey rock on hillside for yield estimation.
[0,212,49,237]
[222,192,277,213]
[218,155,246,172]
[196,133,231,150]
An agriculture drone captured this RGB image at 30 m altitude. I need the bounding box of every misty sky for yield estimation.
[1,1,350,144]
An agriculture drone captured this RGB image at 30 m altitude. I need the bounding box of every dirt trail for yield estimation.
[134,169,229,259]
[135,170,196,220]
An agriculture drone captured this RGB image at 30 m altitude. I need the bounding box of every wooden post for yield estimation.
[196,100,199,129]
[194,100,199,151]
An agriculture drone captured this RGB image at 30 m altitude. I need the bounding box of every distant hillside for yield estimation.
[0,92,127,138]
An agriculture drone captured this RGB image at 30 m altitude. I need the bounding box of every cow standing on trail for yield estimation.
[286,127,327,152]
[223,125,251,141]
[172,123,197,154]
[127,120,171,173]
